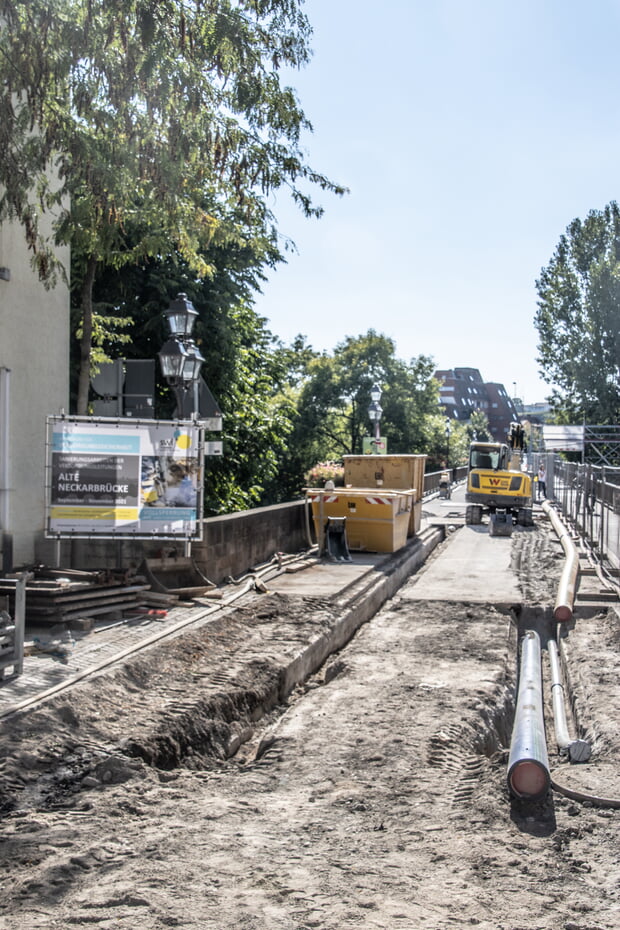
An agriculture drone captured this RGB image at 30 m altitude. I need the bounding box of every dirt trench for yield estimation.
[0,522,619,929]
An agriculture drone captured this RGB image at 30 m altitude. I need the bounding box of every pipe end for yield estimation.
[554,604,573,623]
[509,759,550,800]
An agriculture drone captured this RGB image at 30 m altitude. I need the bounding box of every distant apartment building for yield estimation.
[519,401,551,423]
[434,367,520,441]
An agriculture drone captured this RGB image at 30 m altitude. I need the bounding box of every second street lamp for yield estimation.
[445,417,452,465]
[368,383,383,444]
[158,293,204,418]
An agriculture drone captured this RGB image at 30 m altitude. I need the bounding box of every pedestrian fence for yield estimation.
[553,459,620,573]
[423,466,468,496]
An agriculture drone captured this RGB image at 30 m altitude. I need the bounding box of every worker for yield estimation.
[537,463,547,500]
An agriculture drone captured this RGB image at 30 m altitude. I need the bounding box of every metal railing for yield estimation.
[553,460,620,572]
[0,573,29,681]
[423,466,468,497]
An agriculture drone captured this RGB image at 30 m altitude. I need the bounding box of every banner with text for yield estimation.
[46,417,203,539]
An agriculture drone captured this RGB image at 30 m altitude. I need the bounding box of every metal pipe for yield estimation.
[547,637,591,762]
[542,500,579,623]
[507,630,550,800]
[304,491,319,549]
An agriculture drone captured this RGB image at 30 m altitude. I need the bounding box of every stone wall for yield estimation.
[40,500,311,584]
[193,501,309,582]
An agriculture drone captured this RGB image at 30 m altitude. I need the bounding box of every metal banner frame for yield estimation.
[584,425,620,467]
[45,415,205,541]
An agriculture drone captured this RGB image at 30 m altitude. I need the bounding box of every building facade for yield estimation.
[434,367,520,441]
[0,218,70,568]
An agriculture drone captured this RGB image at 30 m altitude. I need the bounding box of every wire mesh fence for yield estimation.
[553,460,620,571]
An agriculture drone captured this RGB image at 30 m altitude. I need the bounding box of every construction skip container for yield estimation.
[343,455,427,536]
[306,487,414,554]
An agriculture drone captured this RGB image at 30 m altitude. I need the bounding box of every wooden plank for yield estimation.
[25,594,142,620]
[28,598,142,624]
[18,583,150,606]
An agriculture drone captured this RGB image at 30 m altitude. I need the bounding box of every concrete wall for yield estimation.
[46,500,312,584]
[194,501,310,582]
[0,218,70,567]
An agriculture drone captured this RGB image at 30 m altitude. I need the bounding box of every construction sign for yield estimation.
[46,416,204,540]
[362,436,388,455]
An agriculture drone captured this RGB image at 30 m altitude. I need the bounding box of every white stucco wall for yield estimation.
[0,219,70,567]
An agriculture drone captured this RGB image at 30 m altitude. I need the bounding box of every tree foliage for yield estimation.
[261,331,448,502]
[84,233,295,514]
[0,0,345,412]
[466,409,492,443]
[535,201,620,423]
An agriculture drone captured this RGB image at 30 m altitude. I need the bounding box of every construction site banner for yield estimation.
[46,417,203,539]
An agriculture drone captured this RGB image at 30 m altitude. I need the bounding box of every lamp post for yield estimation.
[158,293,205,418]
[368,383,383,446]
[445,417,452,466]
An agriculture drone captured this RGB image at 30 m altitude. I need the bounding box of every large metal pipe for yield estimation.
[507,630,550,800]
[542,501,579,623]
[547,637,591,762]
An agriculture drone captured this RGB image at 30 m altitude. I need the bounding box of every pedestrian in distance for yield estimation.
[537,463,547,500]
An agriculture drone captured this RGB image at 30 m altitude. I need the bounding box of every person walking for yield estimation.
[537,463,547,500]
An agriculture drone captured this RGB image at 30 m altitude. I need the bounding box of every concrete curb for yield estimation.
[279,526,445,700]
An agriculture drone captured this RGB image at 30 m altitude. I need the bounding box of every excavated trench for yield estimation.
[5,519,620,930]
[0,520,576,821]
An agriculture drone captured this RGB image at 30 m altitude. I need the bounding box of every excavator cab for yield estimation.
[468,443,507,472]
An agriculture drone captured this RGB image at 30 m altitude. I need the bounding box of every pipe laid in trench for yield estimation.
[542,501,579,623]
[507,630,551,800]
[547,637,591,763]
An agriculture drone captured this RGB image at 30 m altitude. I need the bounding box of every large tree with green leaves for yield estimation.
[0,0,344,412]
[535,201,620,423]
[85,230,296,513]
[296,331,403,459]
[260,331,447,501]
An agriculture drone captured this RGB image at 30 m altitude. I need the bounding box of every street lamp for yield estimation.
[158,293,204,417]
[445,417,452,465]
[368,383,383,443]
[163,292,199,338]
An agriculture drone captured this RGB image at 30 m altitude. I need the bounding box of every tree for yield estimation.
[383,356,443,455]
[261,332,445,502]
[86,234,296,514]
[535,201,620,424]
[296,331,400,459]
[466,409,492,443]
[0,0,345,412]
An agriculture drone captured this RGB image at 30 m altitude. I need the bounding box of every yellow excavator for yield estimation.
[465,423,533,534]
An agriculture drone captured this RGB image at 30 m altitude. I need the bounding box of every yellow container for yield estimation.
[306,488,413,553]
[343,455,427,536]
[343,455,427,502]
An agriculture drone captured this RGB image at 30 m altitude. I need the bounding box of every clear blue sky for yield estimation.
[252,0,620,406]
